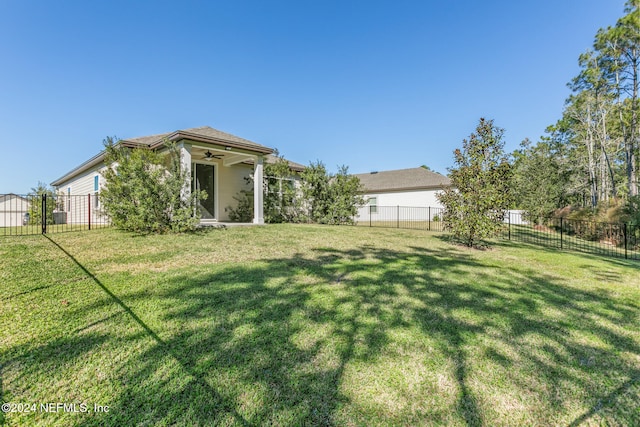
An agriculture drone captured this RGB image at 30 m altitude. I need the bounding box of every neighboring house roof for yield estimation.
[354,167,451,193]
[51,126,289,187]
[0,193,29,202]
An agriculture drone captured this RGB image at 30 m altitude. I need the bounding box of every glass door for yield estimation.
[192,163,215,219]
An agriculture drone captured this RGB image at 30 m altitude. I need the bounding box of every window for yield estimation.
[94,176,100,209]
[67,187,71,211]
[368,196,377,214]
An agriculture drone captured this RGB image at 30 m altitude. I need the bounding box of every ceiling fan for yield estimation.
[203,150,223,161]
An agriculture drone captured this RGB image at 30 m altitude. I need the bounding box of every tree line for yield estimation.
[512,0,640,225]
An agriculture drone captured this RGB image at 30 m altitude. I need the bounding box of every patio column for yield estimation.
[178,142,192,200]
[253,155,264,224]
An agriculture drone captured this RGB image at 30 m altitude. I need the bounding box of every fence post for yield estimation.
[508,211,511,240]
[369,204,372,228]
[560,217,563,250]
[397,205,399,228]
[41,194,46,234]
[624,223,628,260]
[428,206,431,231]
[88,194,91,230]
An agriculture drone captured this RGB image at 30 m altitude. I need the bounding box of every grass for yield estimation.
[1,224,110,237]
[354,220,444,232]
[1,224,639,426]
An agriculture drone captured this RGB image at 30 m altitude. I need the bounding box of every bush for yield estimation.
[100,137,206,233]
[264,155,305,223]
[550,200,633,244]
[226,158,363,225]
[226,189,253,223]
[301,162,364,225]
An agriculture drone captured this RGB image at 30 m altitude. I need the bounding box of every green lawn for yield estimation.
[1,224,110,237]
[1,224,639,426]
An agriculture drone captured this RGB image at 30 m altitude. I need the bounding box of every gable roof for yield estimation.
[354,167,451,193]
[0,193,29,203]
[51,126,277,187]
[121,126,273,154]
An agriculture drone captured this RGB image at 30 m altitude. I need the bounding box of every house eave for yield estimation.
[51,150,107,188]
[51,128,276,188]
[151,131,274,155]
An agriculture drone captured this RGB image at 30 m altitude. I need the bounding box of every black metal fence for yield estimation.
[354,205,447,232]
[354,206,640,261]
[0,194,110,237]
[505,211,639,261]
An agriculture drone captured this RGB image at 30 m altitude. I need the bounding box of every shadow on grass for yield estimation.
[42,235,252,427]
[4,234,638,425]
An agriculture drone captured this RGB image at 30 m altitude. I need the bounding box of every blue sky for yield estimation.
[0,0,627,194]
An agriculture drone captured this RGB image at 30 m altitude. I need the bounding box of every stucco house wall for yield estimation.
[51,126,304,224]
[215,162,253,221]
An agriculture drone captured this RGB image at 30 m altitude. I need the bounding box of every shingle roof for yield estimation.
[266,155,306,172]
[51,126,277,187]
[122,126,273,154]
[0,193,29,202]
[354,167,451,192]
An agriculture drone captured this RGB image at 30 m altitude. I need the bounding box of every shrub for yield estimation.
[100,137,206,233]
[264,155,304,223]
[301,162,364,225]
[226,189,253,223]
[226,158,363,225]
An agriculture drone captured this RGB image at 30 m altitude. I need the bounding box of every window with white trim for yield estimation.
[368,196,378,214]
[94,175,100,209]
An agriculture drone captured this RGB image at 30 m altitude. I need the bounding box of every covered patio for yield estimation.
[118,126,273,224]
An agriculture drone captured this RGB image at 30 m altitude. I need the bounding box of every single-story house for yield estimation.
[51,126,304,224]
[0,194,30,227]
[353,167,452,221]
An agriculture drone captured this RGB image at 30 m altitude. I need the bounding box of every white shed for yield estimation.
[0,194,30,227]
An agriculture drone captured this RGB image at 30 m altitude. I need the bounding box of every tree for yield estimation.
[567,50,618,205]
[437,118,512,247]
[99,137,205,233]
[595,0,640,197]
[511,138,570,222]
[27,181,55,225]
[300,161,364,225]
